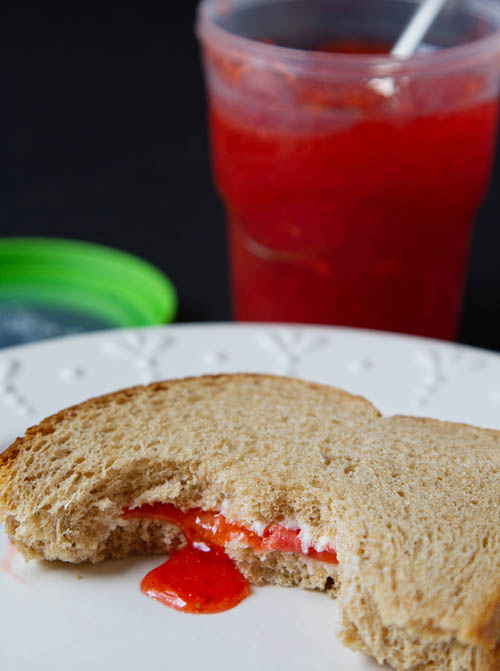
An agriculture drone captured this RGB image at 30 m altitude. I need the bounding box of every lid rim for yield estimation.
[0,237,177,328]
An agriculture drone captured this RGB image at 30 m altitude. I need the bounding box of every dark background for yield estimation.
[4,5,500,351]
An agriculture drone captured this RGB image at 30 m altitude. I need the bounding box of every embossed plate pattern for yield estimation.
[1,324,499,671]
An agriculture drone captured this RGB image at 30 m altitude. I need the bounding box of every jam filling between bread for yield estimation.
[122,503,338,614]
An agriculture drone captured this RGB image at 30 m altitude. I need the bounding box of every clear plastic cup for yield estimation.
[196,0,500,339]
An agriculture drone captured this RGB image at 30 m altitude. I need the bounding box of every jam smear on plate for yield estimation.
[123,503,337,614]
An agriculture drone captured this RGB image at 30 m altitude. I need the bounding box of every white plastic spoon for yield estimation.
[391,0,448,57]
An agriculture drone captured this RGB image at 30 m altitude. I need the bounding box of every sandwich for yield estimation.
[0,373,499,670]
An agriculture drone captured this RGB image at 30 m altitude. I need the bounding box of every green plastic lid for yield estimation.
[0,237,177,346]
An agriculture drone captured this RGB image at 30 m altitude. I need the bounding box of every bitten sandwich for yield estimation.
[0,374,499,670]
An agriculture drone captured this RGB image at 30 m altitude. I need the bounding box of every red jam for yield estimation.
[314,40,390,54]
[206,40,499,339]
[122,503,337,614]
[140,543,250,614]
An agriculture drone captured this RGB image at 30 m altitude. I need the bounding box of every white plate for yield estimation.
[1,323,500,671]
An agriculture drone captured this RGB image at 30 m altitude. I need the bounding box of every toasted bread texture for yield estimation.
[0,374,499,671]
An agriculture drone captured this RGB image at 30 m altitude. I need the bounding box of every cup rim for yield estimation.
[196,0,500,75]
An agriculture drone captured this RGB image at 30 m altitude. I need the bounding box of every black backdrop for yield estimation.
[4,5,500,351]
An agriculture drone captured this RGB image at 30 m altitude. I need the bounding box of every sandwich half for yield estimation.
[0,374,499,670]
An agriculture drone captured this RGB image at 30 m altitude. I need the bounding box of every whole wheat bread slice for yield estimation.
[0,374,499,671]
